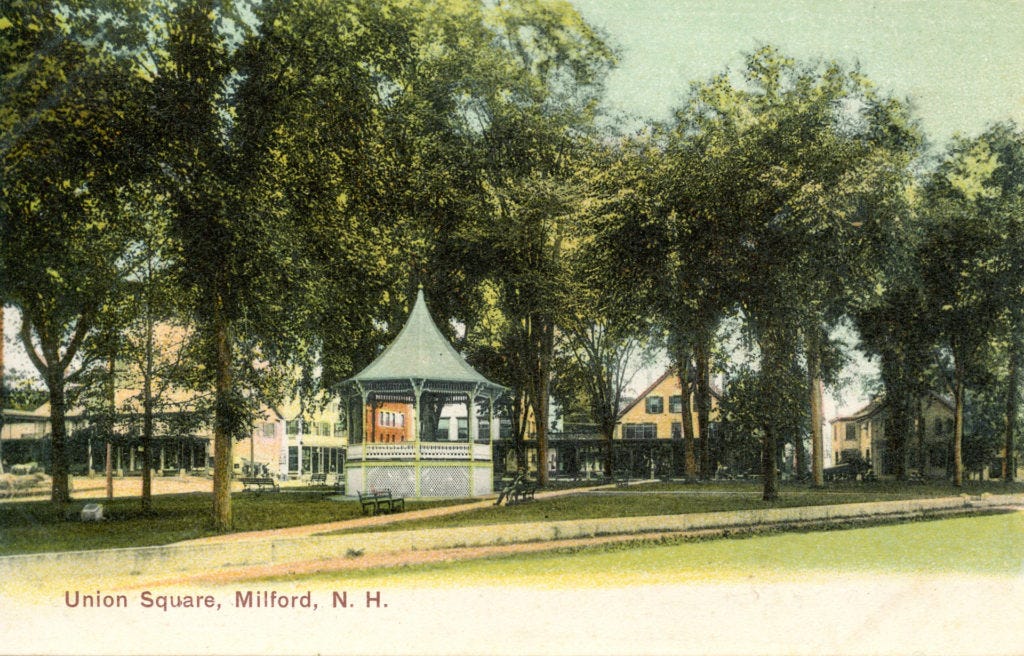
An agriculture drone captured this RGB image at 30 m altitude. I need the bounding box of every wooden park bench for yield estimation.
[309,473,328,487]
[240,476,279,493]
[507,480,537,505]
[358,489,405,515]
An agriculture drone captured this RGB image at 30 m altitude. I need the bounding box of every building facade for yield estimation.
[830,394,956,478]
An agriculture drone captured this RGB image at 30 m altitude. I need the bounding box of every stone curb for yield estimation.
[2,493,1021,586]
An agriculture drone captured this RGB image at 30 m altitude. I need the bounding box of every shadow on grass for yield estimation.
[0,492,467,556]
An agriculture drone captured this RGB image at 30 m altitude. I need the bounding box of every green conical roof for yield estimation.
[346,289,505,395]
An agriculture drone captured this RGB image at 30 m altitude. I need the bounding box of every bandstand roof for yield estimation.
[342,288,506,398]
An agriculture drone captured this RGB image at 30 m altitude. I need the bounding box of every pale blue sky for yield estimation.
[571,0,1024,147]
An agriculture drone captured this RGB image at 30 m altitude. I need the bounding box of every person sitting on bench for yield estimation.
[495,469,525,506]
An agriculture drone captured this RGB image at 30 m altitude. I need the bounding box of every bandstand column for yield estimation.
[296,417,304,477]
[488,397,497,444]
[412,380,423,497]
[467,390,478,496]
[359,389,368,493]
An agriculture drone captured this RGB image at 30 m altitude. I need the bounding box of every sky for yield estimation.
[570,0,1024,148]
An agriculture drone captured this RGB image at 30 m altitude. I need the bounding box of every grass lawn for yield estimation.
[1,480,1020,557]
[0,492,465,556]
[292,511,1024,588]
[329,479,1024,534]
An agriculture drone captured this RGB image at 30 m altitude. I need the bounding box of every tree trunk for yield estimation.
[806,333,824,487]
[141,300,155,513]
[45,363,71,505]
[762,420,779,501]
[106,351,116,500]
[212,296,234,530]
[528,313,555,487]
[0,305,5,475]
[1003,335,1020,483]
[760,335,783,501]
[884,384,911,481]
[916,397,926,477]
[512,389,528,472]
[695,335,712,479]
[600,416,615,478]
[535,386,549,486]
[677,349,697,478]
[953,353,965,487]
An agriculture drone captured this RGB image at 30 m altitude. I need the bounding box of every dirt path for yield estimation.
[180,484,607,545]
[147,504,1022,589]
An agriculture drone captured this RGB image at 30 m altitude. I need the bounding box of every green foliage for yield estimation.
[1,0,154,503]
[1,369,47,410]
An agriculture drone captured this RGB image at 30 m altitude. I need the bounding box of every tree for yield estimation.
[76,188,206,512]
[396,0,615,485]
[1,0,150,504]
[918,132,1012,486]
[975,124,1024,482]
[661,47,920,499]
[555,248,656,476]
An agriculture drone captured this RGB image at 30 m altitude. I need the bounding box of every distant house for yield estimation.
[2,394,345,482]
[830,393,955,478]
[616,370,721,440]
[237,398,347,481]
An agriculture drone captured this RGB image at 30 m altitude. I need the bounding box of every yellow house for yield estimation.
[830,393,955,477]
[616,370,721,440]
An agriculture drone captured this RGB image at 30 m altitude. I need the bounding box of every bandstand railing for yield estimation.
[347,441,492,461]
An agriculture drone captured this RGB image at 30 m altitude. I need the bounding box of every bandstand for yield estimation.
[339,288,507,498]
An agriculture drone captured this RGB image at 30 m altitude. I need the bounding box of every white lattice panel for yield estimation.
[366,466,416,497]
[421,466,470,497]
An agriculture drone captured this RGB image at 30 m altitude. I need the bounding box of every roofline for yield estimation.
[616,368,722,420]
[830,391,954,424]
[617,370,673,418]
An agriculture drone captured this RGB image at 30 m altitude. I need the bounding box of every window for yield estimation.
[623,423,657,439]
[262,422,275,438]
[671,422,681,439]
[846,423,857,442]
[436,418,450,440]
[334,422,346,437]
[668,395,683,414]
[645,396,664,414]
[286,420,301,435]
[457,418,468,440]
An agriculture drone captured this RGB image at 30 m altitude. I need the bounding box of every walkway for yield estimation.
[182,482,604,545]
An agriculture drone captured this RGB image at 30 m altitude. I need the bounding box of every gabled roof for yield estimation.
[829,391,955,424]
[345,288,505,397]
[617,369,722,419]
[830,397,885,424]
